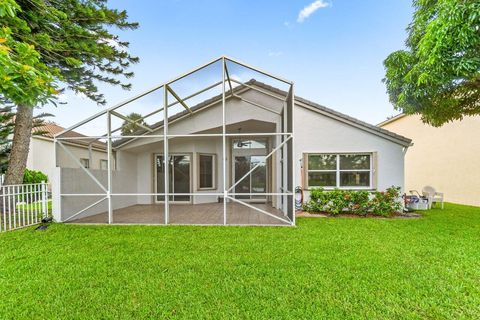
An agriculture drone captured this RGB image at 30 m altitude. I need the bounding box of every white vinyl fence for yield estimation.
[0,181,49,232]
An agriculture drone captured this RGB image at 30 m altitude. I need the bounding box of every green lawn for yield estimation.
[1,203,479,319]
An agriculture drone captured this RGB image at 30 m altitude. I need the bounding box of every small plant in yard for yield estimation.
[346,190,370,215]
[23,169,48,184]
[303,186,402,217]
[303,188,347,215]
[370,186,402,217]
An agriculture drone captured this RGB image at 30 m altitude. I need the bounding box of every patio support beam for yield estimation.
[288,84,296,225]
[107,111,113,224]
[224,60,233,96]
[166,85,193,114]
[163,85,169,224]
[222,57,227,225]
[57,133,292,140]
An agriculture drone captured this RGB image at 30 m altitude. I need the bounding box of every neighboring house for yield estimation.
[379,114,480,207]
[50,57,411,225]
[28,123,110,180]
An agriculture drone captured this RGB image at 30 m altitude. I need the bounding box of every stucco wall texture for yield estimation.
[381,114,480,207]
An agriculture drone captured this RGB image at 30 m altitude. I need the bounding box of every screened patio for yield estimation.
[52,56,295,226]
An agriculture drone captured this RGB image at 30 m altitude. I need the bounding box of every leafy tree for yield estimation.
[383,0,480,126]
[0,0,139,184]
[121,112,147,136]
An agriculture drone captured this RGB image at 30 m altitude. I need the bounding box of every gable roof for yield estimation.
[33,123,106,149]
[113,79,412,148]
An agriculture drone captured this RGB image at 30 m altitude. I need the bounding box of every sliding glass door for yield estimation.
[232,139,268,202]
[234,155,267,200]
[155,154,191,202]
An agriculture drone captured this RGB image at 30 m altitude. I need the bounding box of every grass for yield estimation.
[0,200,52,230]
[15,199,52,213]
[0,203,479,319]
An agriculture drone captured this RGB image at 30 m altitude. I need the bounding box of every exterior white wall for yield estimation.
[135,137,224,205]
[28,137,109,180]
[26,138,55,178]
[294,105,406,200]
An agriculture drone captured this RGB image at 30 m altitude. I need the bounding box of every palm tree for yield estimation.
[121,112,148,136]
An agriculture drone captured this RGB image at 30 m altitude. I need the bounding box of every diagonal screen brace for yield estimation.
[227,135,292,193]
[226,195,292,225]
[166,85,192,114]
[57,141,108,192]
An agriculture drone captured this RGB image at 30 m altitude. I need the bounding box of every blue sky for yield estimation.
[42,0,413,135]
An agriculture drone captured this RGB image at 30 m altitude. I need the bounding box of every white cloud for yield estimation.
[297,0,330,23]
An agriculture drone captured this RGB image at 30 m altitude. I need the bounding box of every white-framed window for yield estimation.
[100,159,108,170]
[305,153,372,189]
[198,153,216,190]
[80,158,90,169]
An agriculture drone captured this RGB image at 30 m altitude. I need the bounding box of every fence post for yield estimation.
[41,181,47,218]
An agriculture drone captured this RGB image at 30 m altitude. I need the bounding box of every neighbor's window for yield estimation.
[80,158,90,169]
[100,159,108,170]
[306,153,371,188]
[198,154,216,189]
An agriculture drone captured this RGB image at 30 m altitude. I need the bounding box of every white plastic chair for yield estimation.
[422,186,444,209]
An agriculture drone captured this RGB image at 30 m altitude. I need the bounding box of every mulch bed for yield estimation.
[296,211,422,219]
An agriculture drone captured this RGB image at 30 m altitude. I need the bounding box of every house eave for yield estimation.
[377,113,407,127]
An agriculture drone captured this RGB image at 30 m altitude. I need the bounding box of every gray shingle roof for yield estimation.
[113,79,412,148]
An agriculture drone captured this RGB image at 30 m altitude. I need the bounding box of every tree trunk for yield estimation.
[4,105,34,185]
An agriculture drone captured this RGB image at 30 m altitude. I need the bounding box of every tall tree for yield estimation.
[0,105,52,174]
[121,112,147,136]
[383,0,480,126]
[0,0,139,184]
[0,106,16,174]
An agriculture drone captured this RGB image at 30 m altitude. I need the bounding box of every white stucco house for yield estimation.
[27,123,109,180]
[50,57,411,226]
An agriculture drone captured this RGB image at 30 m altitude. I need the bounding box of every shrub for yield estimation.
[304,188,348,215]
[23,169,48,184]
[303,186,402,217]
[346,190,370,215]
[370,186,402,217]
